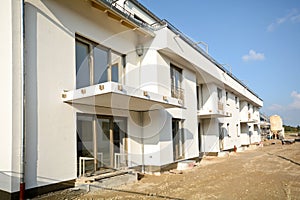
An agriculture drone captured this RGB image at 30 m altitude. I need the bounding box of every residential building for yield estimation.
[0,0,263,199]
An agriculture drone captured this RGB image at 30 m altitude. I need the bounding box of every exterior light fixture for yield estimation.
[136,45,144,57]
[99,85,104,90]
[118,84,123,91]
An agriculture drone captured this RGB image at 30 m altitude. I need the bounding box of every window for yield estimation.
[77,113,128,174]
[227,123,230,137]
[76,40,90,88]
[93,45,109,85]
[170,64,183,100]
[196,85,200,110]
[217,88,222,101]
[172,119,184,161]
[75,36,124,89]
[236,124,240,137]
[217,88,223,111]
[111,65,119,83]
[226,91,228,102]
[219,123,224,150]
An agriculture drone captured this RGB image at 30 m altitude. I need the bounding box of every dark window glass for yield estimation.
[76,40,90,89]
[111,65,119,83]
[94,46,108,84]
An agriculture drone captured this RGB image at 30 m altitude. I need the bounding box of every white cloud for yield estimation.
[242,50,265,61]
[268,104,284,111]
[291,14,300,23]
[267,9,300,32]
[267,24,276,32]
[265,91,300,126]
[290,91,300,109]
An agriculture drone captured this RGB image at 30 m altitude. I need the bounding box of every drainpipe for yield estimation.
[140,112,145,173]
[20,0,26,199]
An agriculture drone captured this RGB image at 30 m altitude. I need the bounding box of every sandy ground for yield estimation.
[35,139,300,200]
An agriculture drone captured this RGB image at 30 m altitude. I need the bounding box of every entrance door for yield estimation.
[77,114,127,176]
[172,119,184,161]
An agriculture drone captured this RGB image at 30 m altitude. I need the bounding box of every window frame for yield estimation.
[170,63,183,101]
[217,88,222,101]
[75,35,124,89]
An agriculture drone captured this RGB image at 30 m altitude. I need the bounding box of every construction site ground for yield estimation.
[35,137,300,200]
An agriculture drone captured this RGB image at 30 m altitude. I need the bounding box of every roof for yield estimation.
[97,0,262,102]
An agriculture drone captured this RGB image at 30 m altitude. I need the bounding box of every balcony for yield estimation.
[92,0,159,37]
[198,101,230,119]
[240,112,258,123]
[62,82,183,111]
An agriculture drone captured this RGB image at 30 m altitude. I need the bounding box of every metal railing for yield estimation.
[96,0,160,33]
[95,0,262,101]
[171,84,184,102]
[218,102,224,111]
[114,153,128,169]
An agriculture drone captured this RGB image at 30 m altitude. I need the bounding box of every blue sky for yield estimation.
[140,0,300,126]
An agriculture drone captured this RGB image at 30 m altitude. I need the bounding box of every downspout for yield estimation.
[20,0,26,199]
[201,119,205,156]
[140,112,145,173]
[137,44,145,173]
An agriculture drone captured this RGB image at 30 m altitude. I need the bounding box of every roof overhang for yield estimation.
[240,120,259,124]
[91,0,155,37]
[197,109,231,119]
[259,122,271,126]
[62,82,183,111]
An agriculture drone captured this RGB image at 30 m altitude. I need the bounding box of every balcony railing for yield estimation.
[98,0,159,32]
[114,153,128,169]
[218,101,224,111]
[171,85,184,103]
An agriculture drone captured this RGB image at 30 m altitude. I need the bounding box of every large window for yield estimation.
[217,88,222,101]
[77,114,128,175]
[76,40,90,89]
[75,36,124,89]
[170,64,183,101]
[217,88,223,111]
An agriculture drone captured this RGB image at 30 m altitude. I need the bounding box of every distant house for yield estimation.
[270,115,284,139]
[0,0,263,199]
[260,113,271,137]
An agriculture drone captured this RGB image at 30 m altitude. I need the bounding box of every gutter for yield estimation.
[20,0,26,199]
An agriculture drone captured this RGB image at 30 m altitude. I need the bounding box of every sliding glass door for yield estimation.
[77,114,127,176]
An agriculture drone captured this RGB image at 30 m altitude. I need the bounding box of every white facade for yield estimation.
[0,0,263,198]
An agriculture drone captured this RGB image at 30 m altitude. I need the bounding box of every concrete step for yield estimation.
[75,170,137,192]
[77,170,132,183]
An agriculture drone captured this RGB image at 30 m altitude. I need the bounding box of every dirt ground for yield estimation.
[35,138,300,200]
